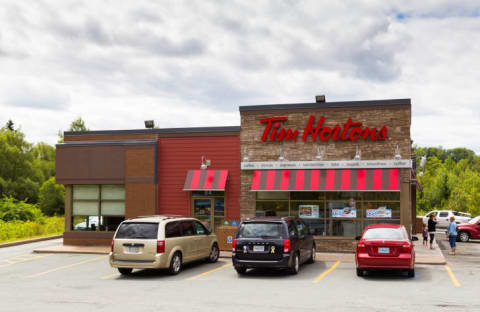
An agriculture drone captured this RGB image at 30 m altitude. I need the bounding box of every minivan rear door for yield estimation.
[234,222,286,261]
[113,222,159,261]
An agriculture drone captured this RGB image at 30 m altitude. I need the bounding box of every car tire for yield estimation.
[289,253,300,275]
[356,268,363,277]
[458,231,470,242]
[234,266,247,275]
[407,269,415,278]
[207,243,220,263]
[306,245,316,264]
[168,252,182,275]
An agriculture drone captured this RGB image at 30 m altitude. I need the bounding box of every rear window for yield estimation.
[115,222,159,239]
[238,222,285,239]
[363,227,406,240]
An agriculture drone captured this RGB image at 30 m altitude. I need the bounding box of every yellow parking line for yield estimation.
[445,265,461,287]
[313,261,341,283]
[187,262,232,281]
[0,254,52,268]
[25,255,107,278]
[101,272,120,280]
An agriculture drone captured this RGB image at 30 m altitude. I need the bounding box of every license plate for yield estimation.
[253,245,264,252]
[128,247,139,253]
[378,247,390,254]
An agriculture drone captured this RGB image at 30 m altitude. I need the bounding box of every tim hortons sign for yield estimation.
[260,115,388,142]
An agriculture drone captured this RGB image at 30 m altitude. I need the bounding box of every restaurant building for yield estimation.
[56,97,416,251]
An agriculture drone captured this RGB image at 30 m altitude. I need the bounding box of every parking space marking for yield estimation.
[313,261,341,283]
[186,262,232,281]
[444,265,461,287]
[25,255,108,278]
[101,272,120,280]
[0,254,52,268]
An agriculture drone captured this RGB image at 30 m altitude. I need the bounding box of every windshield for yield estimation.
[468,216,480,224]
[362,227,406,240]
[238,222,285,239]
[115,222,159,239]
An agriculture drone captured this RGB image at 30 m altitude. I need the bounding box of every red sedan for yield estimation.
[355,224,416,278]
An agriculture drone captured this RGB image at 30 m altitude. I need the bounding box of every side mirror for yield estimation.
[355,236,361,241]
[411,236,419,241]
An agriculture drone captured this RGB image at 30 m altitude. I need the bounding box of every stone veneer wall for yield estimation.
[239,104,412,220]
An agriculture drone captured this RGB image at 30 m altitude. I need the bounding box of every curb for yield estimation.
[0,235,63,249]
[33,249,108,255]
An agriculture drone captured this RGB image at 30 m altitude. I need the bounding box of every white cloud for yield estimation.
[0,0,479,153]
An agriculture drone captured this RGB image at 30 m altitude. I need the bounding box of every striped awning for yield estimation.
[251,169,399,191]
[183,170,229,191]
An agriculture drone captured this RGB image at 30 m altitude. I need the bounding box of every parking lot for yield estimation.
[1,238,479,312]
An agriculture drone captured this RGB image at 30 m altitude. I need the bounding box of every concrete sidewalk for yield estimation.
[34,235,446,265]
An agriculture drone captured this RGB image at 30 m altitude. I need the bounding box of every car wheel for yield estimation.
[407,269,415,278]
[207,243,219,263]
[458,231,470,242]
[234,266,247,275]
[289,253,300,275]
[356,268,363,277]
[168,252,182,275]
[118,268,133,275]
[306,245,316,264]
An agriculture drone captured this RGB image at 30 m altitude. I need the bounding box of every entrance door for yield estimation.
[192,197,225,233]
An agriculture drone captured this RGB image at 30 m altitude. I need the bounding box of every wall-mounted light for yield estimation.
[200,156,210,170]
[315,146,325,161]
[353,145,361,161]
[243,147,249,162]
[394,145,401,160]
[278,147,286,162]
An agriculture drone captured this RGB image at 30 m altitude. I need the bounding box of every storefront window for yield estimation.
[256,201,289,217]
[254,191,401,237]
[72,184,125,231]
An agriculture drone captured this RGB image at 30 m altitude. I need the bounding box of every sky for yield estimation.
[0,0,480,153]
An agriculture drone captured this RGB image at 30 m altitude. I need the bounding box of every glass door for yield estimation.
[192,197,225,233]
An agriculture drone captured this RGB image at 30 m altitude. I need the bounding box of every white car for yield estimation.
[422,210,471,228]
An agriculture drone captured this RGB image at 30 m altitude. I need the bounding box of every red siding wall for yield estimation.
[157,135,241,220]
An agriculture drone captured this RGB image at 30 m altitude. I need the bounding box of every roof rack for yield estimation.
[131,214,186,219]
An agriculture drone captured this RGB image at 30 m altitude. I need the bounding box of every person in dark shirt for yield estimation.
[427,213,437,249]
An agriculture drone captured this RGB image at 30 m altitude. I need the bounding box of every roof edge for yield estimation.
[64,126,241,137]
[239,98,411,112]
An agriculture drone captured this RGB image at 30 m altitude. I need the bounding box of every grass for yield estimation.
[0,216,64,244]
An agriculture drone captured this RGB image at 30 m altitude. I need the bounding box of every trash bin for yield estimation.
[216,225,238,251]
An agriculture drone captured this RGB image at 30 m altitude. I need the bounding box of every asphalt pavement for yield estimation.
[0,238,479,312]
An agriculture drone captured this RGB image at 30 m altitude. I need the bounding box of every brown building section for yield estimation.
[57,139,157,245]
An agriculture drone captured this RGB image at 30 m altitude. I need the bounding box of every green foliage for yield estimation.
[0,216,64,243]
[0,197,43,222]
[39,177,65,216]
[415,146,480,216]
[0,122,59,205]
[58,117,89,143]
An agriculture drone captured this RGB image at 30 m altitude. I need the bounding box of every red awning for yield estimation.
[183,170,229,191]
[250,169,400,191]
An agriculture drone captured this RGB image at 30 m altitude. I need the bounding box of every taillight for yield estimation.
[357,241,367,252]
[402,243,412,253]
[157,240,165,254]
[232,239,237,252]
[283,239,291,253]
[111,240,114,253]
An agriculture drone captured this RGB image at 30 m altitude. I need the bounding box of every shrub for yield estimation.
[0,216,64,243]
[0,196,43,222]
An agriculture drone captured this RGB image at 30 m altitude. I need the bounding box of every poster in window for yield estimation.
[332,207,357,218]
[298,205,319,218]
[366,206,392,218]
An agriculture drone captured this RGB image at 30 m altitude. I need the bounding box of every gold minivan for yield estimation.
[109,215,219,275]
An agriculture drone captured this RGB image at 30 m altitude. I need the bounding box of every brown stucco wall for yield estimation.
[239,103,412,225]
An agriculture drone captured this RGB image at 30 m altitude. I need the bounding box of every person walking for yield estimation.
[447,216,458,255]
[427,213,437,249]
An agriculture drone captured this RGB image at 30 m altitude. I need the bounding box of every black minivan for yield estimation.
[232,217,316,275]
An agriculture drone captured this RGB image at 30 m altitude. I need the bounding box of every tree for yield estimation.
[38,177,65,216]
[58,117,89,143]
[5,120,14,131]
